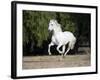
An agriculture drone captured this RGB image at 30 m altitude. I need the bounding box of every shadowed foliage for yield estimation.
[23,10,90,56]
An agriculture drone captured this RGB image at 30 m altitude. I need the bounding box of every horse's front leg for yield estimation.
[48,42,54,55]
[57,45,65,55]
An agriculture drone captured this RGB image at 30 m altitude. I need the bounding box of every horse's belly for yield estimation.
[52,33,69,45]
[58,37,69,45]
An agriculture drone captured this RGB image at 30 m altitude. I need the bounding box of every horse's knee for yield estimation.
[48,42,54,55]
[64,48,70,55]
[57,46,59,51]
[57,45,63,54]
[57,45,60,52]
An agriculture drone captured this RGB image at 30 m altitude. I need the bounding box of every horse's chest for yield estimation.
[52,36,59,44]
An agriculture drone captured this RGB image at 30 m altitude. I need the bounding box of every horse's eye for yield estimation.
[51,24,53,26]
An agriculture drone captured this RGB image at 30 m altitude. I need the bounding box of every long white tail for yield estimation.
[70,37,76,50]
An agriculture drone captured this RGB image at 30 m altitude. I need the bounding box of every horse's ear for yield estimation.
[54,20,57,23]
[50,19,55,22]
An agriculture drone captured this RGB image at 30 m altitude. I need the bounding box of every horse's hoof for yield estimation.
[62,55,65,58]
[49,53,52,56]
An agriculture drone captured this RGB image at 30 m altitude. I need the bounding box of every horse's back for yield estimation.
[63,31,73,35]
[64,31,75,38]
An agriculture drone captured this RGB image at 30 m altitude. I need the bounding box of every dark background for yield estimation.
[23,10,91,56]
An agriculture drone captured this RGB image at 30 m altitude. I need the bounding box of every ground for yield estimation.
[23,48,90,69]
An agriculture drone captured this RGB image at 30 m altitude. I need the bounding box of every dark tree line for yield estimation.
[23,10,90,56]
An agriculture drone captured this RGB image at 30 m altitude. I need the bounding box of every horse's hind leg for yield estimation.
[64,47,70,56]
[48,42,54,55]
[64,43,71,56]
[62,45,66,56]
[57,45,65,55]
[62,45,65,53]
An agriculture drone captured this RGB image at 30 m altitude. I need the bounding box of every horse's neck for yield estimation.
[53,27,62,35]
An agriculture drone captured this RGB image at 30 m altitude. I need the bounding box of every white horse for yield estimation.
[48,19,76,56]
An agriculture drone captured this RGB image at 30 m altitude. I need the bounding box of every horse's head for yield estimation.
[48,19,61,32]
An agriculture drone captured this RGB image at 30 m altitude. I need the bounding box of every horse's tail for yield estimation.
[69,37,76,50]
